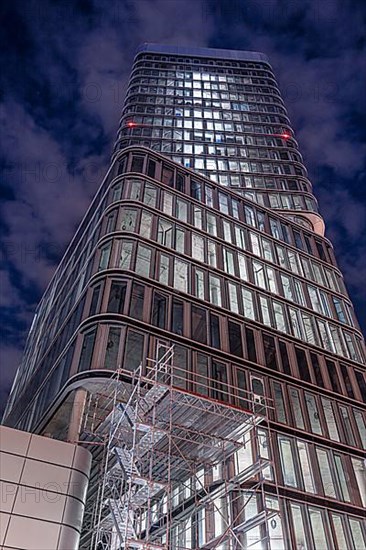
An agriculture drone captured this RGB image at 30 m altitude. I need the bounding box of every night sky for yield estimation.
[1,0,365,414]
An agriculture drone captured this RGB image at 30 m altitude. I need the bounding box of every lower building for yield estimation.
[0,425,91,550]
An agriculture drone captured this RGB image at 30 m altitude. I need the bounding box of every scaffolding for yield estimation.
[79,345,280,550]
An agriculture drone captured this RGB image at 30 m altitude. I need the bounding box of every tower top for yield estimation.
[136,43,270,64]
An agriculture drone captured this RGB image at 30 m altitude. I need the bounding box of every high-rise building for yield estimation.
[3,45,366,550]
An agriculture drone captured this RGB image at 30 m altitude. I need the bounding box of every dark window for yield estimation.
[162,165,174,186]
[124,330,144,371]
[310,353,324,388]
[117,156,126,175]
[212,361,228,401]
[263,334,278,370]
[152,292,167,329]
[354,371,366,402]
[191,305,207,344]
[293,230,303,250]
[108,281,127,313]
[131,155,144,172]
[279,341,291,375]
[326,360,342,393]
[315,240,327,261]
[245,327,257,363]
[340,364,355,399]
[191,180,202,201]
[304,235,313,255]
[89,284,102,316]
[295,348,311,383]
[176,172,185,192]
[129,283,145,321]
[228,321,243,357]
[147,159,156,178]
[210,313,220,348]
[172,299,184,335]
[281,224,291,244]
[104,327,121,370]
[78,328,97,372]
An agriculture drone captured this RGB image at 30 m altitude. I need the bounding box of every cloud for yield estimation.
[0,0,215,410]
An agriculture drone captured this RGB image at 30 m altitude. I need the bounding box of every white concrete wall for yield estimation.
[0,426,91,550]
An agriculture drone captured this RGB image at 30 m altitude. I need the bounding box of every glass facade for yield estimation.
[3,45,365,549]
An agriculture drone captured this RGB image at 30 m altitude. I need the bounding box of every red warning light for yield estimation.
[127,121,137,128]
[281,132,291,140]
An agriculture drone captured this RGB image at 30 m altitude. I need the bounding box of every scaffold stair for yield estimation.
[114,447,140,477]
[139,383,169,414]
[107,498,136,540]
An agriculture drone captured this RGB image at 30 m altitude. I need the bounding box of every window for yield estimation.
[158,253,170,285]
[129,283,145,321]
[273,301,286,332]
[227,282,239,313]
[144,182,157,207]
[207,240,217,267]
[172,299,184,335]
[228,321,243,357]
[321,398,339,441]
[191,305,207,344]
[108,281,127,313]
[289,388,305,429]
[192,233,205,262]
[316,448,336,498]
[78,328,97,371]
[158,219,173,247]
[305,392,323,435]
[131,155,144,172]
[99,242,111,270]
[308,508,329,550]
[104,327,121,370]
[339,406,356,446]
[124,330,144,371]
[223,249,235,275]
[140,210,153,238]
[89,284,102,316]
[278,436,297,487]
[210,313,221,349]
[340,363,355,399]
[290,504,308,550]
[310,353,324,387]
[120,207,137,231]
[263,334,277,370]
[174,259,188,292]
[259,296,272,326]
[119,240,133,269]
[295,348,311,383]
[245,327,257,362]
[152,292,167,329]
[135,244,152,277]
[326,360,341,393]
[209,275,221,306]
[273,382,286,422]
[212,361,228,401]
[279,341,291,374]
[334,454,350,502]
[297,441,315,493]
[253,260,266,288]
[331,514,348,550]
[242,288,255,319]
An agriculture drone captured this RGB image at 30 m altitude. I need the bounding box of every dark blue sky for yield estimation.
[1,0,365,412]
